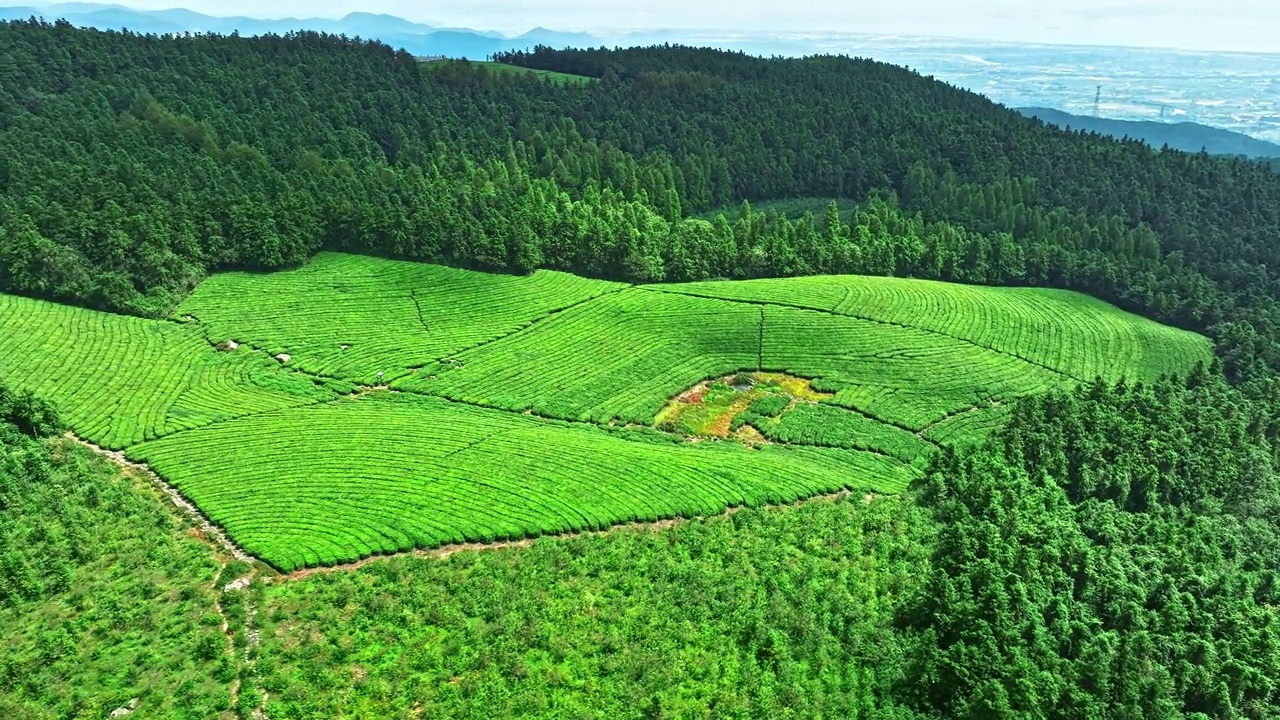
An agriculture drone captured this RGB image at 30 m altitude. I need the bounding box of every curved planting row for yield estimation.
[761,305,1068,431]
[921,404,1012,446]
[738,403,936,463]
[400,289,761,424]
[0,293,338,448]
[403,285,1073,438]
[127,393,916,571]
[175,252,624,384]
[653,275,1213,381]
[395,272,1207,447]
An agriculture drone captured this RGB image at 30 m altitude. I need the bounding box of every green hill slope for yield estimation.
[0,293,344,449]
[128,392,911,571]
[3,23,1280,380]
[0,253,1211,570]
[176,253,623,385]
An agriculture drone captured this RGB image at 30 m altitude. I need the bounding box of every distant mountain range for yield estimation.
[0,3,603,57]
[1018,107,1280,159]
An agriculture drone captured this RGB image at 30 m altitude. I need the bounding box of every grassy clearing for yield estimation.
[429,60,594,85]
[654,372,829,438]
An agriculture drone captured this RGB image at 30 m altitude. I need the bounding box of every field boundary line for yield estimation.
[272,489,869,582]
[388,375,939,457]
[427,284,632,362]
[916,399,1006,438]
[735,416,934,460]
[642,286,1085,383]
[757,308,766,371]
[818,396,944,447]
[409,289,430,333]
[66,432,256,563]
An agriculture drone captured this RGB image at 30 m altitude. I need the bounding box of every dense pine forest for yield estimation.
[3,22,1280,378]
[5,19,1280,718]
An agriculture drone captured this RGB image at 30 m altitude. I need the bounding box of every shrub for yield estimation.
[748,395,790,417]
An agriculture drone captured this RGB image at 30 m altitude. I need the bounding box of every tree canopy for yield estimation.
[2,24,1280,378]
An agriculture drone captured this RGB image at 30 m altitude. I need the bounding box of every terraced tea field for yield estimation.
[128,392,912,571]
[0,253,1215,569]
[399,289,763,423]
[655,275,1199,381]
[0,294,344,449]
[177,253,623,384]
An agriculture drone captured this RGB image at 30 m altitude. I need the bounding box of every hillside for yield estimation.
[0,252,1209,569]
[5,22,1280,718]
[1018,106,1280,158]
[7,354,1279,718]
[0,23,1279,381]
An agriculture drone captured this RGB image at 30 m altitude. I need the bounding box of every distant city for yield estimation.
[827,36,1280,145]
[4,3,1279,143]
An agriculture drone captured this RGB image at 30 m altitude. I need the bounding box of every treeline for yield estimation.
[4,22,1280,378]
[900,371,1280,717]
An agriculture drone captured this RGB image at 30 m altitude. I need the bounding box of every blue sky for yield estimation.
[42,1,1280,53]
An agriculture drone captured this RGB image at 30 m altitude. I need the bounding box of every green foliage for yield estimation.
[0,382,230,719]
[0,24,1277,380]
[0,382,61,437]
[257,496,931,719]
[903,374,1280,718]
[176,252,623,384]
[3,251,1207,568]
[0,293,339,449]
[0,24,1277,719]
[127,392,914,571]
[746,394,789,417]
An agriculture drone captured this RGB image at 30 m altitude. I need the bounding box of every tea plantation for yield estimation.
[0,253,1214,569]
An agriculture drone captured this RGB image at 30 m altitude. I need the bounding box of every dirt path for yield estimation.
[278,490,856,581]
[67,433,254,562]
[76,429,865,584]
[213,562,244,706]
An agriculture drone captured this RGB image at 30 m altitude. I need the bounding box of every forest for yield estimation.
[3,19,1280,718]
[1,23,1280,380]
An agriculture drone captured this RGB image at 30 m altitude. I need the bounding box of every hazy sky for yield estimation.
[54,1,1280,53]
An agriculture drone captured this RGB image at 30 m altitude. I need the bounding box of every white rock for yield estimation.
[109,699,140,718]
